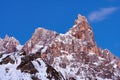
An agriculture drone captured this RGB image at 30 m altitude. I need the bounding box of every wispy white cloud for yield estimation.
[88,7,118,22]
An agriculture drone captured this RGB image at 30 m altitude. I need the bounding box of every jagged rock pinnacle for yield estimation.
[68,14,93,41]
[76,14,87,23]
[66,14,99,54]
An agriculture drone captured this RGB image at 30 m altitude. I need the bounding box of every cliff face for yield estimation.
[0,14,120,80]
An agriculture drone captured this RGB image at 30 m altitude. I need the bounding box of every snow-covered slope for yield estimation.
[0,52,64,80]
[0,14,120,80]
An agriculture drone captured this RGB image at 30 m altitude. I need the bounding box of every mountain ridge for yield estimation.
[0,14,120,80]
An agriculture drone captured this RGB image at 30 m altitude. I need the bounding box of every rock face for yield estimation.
[0,14,120,80]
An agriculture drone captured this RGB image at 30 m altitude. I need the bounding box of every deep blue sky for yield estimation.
[0,0,120,57]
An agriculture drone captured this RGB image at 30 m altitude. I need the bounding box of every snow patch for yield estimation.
[66,54,73,61]
[60,50,69,54]
[93,62,100,66]
[110,59,116,64]
[88,52,95,56]
[41,46,48,54]
[0,53,10,62]
[0,53,32,80]
[32,58,48,80]
[32,44,43,53]
[16,45,23,51]
[98,57,105,60]
[73,25,77,28]
[113,64,117,68]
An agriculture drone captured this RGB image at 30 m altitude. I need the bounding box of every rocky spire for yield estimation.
[67,14,99,54]
[67,14,94,42]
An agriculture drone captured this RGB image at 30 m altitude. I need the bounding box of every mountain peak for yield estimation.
[67,14,93,41]
[76,14,87,24]
[0,35,20,54]
[34,27,49,36]
[4,35,9,40]
[23,27,58,54]
[66,14,99,54]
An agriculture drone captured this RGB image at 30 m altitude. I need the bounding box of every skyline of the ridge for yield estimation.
[0,0,120,57]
